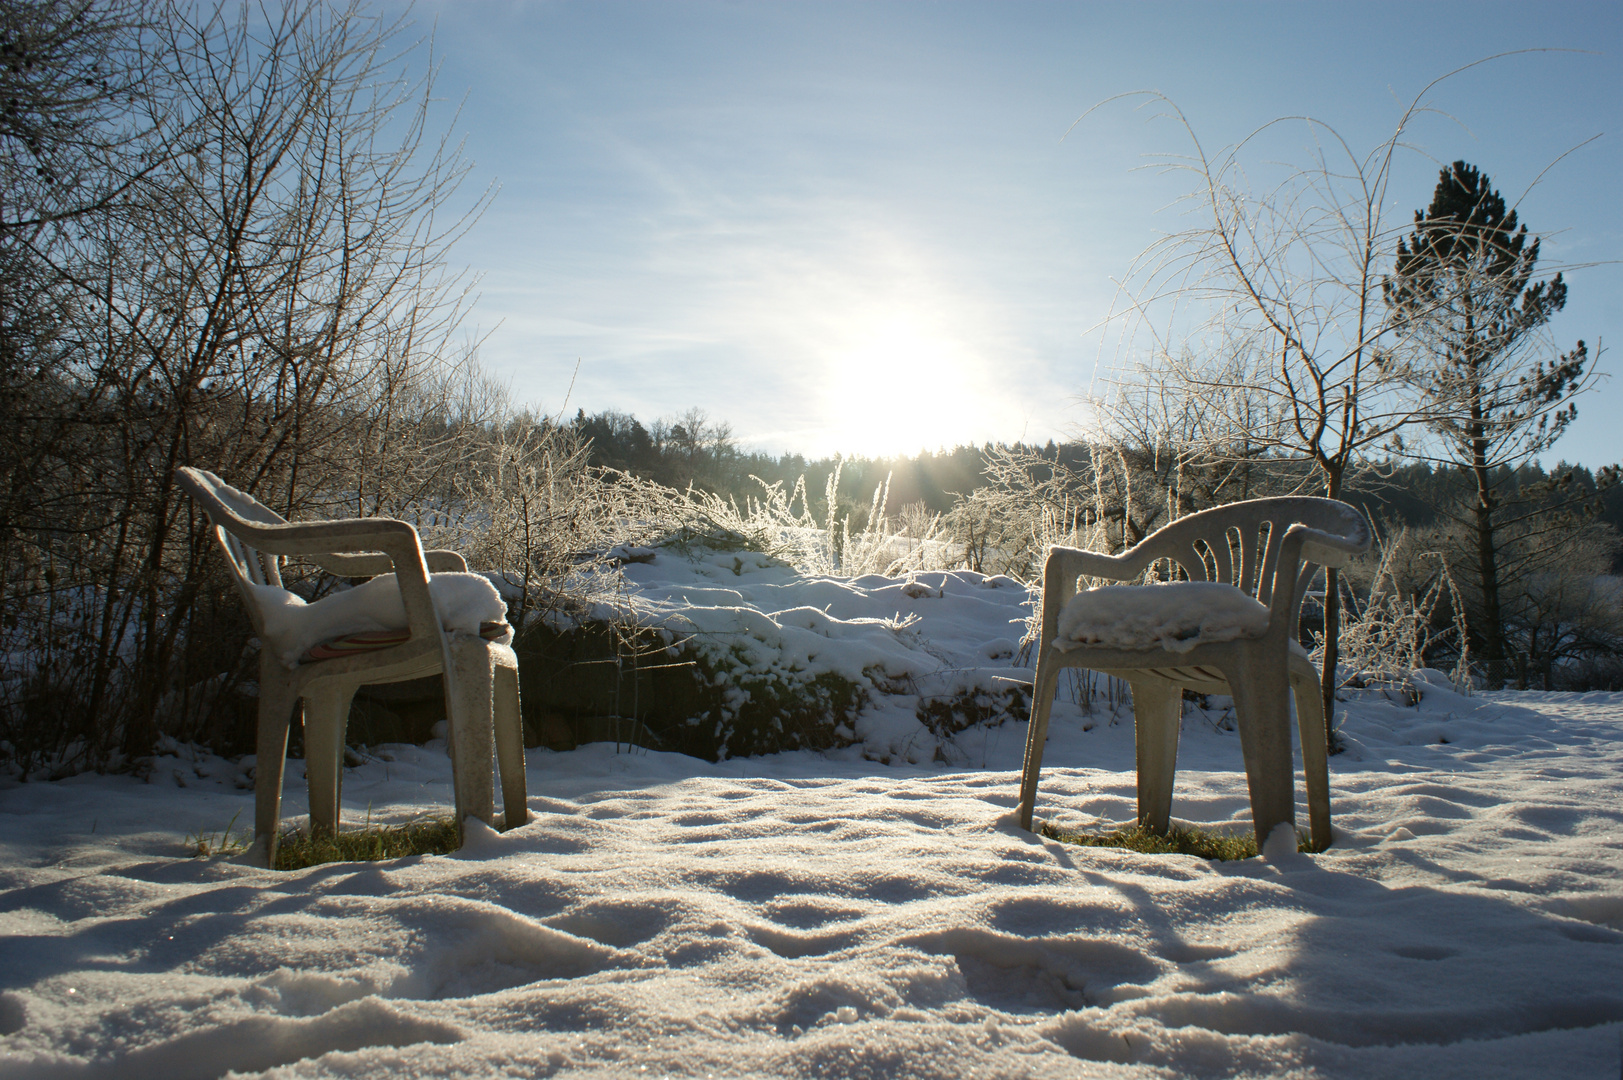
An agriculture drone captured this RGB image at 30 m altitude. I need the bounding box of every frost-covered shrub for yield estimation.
[1318,525,1470,696]
[1548,647,1623,692]
[511,618,868,761]
[1502,557,1623,691]
[678,650,868,759]
[603,463,962,580]
[915,681,1032,738]
[510,544,1032,762]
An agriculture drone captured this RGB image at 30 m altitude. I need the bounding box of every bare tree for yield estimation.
[1095,64,1529,739]
[653,406,737,491]
[0,0,163,639]
[1503,526,1623,690]
[1,1,491,771]
[0,0,158,233]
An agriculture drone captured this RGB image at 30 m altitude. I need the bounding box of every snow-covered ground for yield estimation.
[3,554,1622,1078]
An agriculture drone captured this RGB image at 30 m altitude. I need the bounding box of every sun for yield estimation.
[818,314,990,458]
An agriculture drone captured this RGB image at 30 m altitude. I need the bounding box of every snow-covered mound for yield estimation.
[578,546,1035,762]
[3,562,1622,1078]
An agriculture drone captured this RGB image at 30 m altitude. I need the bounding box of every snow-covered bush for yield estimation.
[607,462,962,580]
[512,619,869,761]
[512,545,1035,762]
[1319,525,1470,697]
[1504,568,1623,690]
[915,680,1032,738]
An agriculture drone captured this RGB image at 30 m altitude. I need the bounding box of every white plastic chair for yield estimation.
[176,467,528,867]
[1017,497,1370,850]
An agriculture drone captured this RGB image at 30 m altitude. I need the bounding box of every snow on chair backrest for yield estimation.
[175,467,294,630]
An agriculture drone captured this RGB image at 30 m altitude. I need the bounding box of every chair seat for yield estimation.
[1056,581,1270,654]
[251,571,509,667]
[1084,643,1311,695]
[305,621,513,663]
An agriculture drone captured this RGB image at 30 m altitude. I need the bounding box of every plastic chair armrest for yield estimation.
[193,513,415,558]
[1267,522,1367,631]
[311,548,467,577]
[226,519,439,644]
[1040,545,1146,649]
[425,550,469,573]
[175,469,441,648]
[1297,525,1371,568]
[310,551,394,578]
[1045,545,1142,585]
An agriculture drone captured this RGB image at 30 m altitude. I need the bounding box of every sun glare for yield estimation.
[819,314,993,459]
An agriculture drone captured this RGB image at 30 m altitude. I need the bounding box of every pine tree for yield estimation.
[1383,161,1594,687]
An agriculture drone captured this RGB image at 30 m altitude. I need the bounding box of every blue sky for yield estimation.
[405,1,1621,465]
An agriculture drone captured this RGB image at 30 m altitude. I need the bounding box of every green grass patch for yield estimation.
[187,811,462,869]
[1039,821,1316,861]
[188,811,250,859]
[273,816,460,871]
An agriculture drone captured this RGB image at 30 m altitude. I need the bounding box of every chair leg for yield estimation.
[1291,669,1333,851]
[1017,653,1064,831]
[448,637,497,831]
[1227,653,1297,848]
[494,659,527,831]
[1129,678,1181,835]
[254,668,297,868]
[303,683,356,838]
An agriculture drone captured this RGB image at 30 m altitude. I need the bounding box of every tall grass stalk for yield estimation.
[188,811,250,858]
[1321,524,1471,695]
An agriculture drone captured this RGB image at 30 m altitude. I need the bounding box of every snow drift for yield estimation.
[2,559,1621,1079]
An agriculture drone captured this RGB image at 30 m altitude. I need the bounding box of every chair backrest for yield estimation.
[1131,496,1368,615]
[178,467,448,660]
[175,468,291,633]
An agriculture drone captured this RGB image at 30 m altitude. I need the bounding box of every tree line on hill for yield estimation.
[568,404,1623,568]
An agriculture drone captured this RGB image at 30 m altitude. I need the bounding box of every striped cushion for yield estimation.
[303,621,512,663]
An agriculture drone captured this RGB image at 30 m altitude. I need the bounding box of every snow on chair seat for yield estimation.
[174,466,529,868]
[1017,497,1370,851]
[243,570,510,666]
[1056,581,1271,654]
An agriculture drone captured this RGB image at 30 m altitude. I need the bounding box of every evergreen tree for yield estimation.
[1383,160,1596,687]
